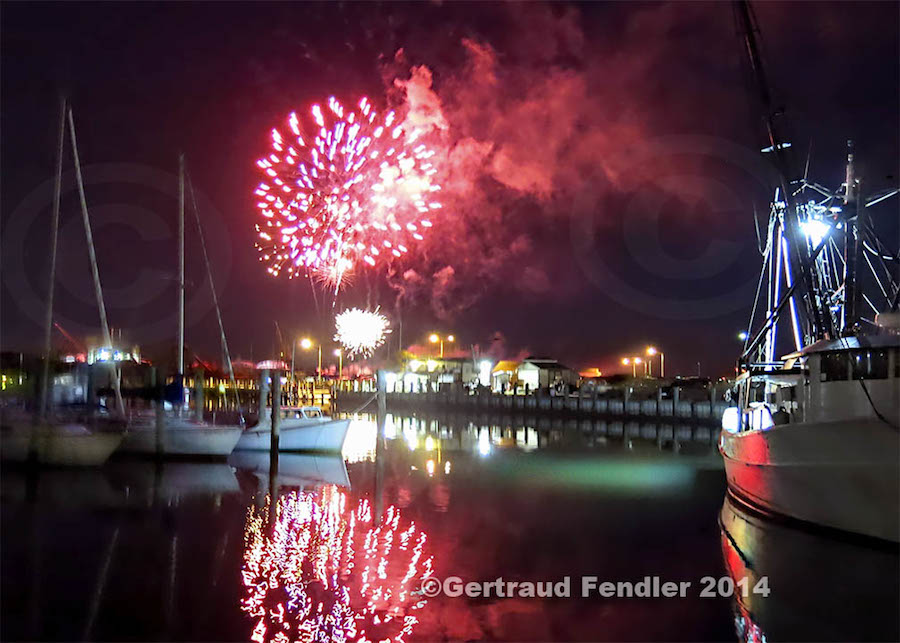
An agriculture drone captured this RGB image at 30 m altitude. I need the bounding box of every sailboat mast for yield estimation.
[184,165,245,422]
[177,153,185,379]
[38,97,67,421]
[67,107,125,416]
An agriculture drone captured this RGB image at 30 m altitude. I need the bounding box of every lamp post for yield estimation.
[300,337,322,380]
[622,357,637,378]
[428,333,455,359]
[334,348,342,381]
[646,346,664,378]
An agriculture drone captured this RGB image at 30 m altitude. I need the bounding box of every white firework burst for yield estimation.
[334,308,391,358]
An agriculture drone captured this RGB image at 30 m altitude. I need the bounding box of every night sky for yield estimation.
[2,2,898,377]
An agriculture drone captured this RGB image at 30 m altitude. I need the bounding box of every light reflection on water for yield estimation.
[2,414,894,641]
[241,487,432,643]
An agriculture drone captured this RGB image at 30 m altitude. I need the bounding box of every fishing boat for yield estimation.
[720,3,900,544]
[235,406,350,452]
[720,329,900,542]
[119,155,242,458]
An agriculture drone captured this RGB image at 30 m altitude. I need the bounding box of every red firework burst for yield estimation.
[254,97,442,289]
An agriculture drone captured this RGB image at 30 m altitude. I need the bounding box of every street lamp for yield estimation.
[622,357,641,378]
[300,337,322,379]
[428,333,455,358]
[646,346,664,378]
[333,348,342,380]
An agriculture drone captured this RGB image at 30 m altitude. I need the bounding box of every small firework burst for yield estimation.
[334,308,391,358]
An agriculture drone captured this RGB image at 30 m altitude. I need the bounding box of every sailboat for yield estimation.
[1,100,125,467]
[118,156,242,457]
[719,3,900,543]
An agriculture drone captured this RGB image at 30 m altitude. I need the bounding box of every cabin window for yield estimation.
[850,349,889,380]
[820,352,849,381]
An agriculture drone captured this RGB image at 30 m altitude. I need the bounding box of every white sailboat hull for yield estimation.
[1,425,124,467]
[719,418,900,543]
[120,416,242,457]
[235,418,350,453]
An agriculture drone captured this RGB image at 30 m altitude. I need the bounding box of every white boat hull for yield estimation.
[235,418,350,453]
[1,425,123,467]
[719,418,900,542]
[120,416,242,457]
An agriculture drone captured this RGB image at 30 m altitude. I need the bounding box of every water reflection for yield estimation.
[241,486,433,643]
[2,413,732,642]
[340,412,719,458]
[719,493,899,642]
[230,452,350,489]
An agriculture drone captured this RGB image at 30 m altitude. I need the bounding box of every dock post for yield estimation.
[270,369,280,473]
[194,367,204,423]
[87,364,97,412]
[152,367,164,457]
[375,369,386,525]
[258,369,270,419]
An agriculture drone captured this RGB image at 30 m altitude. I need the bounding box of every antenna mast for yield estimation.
[734,0,833,344]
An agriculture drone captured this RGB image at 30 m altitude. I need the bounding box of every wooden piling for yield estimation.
[194,368,205,423]
[375,369,386,524]
[270,370,280,474]
[258,369,269,418]
[149,367,164,456]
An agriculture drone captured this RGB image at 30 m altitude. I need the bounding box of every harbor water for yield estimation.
[2,414,897,642]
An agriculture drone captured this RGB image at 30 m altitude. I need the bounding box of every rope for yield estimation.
[184,166,245,425]
[858,379,900,431]
[343,391,378,415]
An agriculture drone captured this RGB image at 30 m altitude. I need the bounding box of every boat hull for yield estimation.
[719,418,900,543]
[119,420,242,457]
[1,426,124,467]
[235,418,350,453]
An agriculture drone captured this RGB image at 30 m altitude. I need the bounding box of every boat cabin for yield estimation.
[278,406,325,420]
[723,334,900,433]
